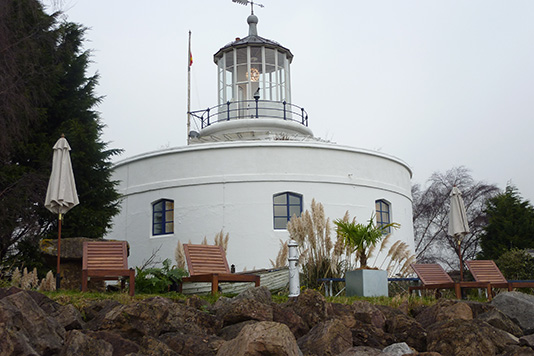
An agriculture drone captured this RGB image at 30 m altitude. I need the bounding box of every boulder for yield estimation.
[476,309,523,337]
[90,331,141,356]
[497,345,534,356]
[95,296,221,339]
[59,330,113,356]
[342,347,387,356]
[427,319,518,356]
[217,321,300,356]
[351,320,395,348]
[233,286,272,305]
[352,300,387,330]
[376,305,427,352]
[215,297,273,326]
[382,342,414,355]
[54,304,86,330]
[519,334,534,348]
[139,335,180,356]
[338,346,386,356]
[0,290,65,355]
[288,289,331,329]
[272,303,309,338]
[160,331,223,355]
[297,319,352,356]
[491,292,534,333]
[218,320,258,341]
[415,299,472,329]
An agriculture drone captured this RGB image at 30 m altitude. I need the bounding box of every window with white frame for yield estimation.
[273,192,302,230]
[152,199,174,236]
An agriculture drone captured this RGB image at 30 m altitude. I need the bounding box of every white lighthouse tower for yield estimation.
[107,10,415,272]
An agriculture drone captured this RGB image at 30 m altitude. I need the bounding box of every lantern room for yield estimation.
[214,14,292,104]
[189,13,313,142]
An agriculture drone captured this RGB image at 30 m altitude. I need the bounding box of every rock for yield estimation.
[288,289,331,329]
[215,296,273,326]
[139,335,180,356]
[91,331,141,356]
[185,295,211,310]
[160,331,222,355]
[60,330,113,356]
[382,342,414,355]
[519,334,534,348]
[338,346,386,356]
[477,309,523,337]
[0,290,65,355]
[95,296,221,339]
[498,345,534,356]
[491,292,534,333]
[55,303,86,330]
[273,303,309,338]
[376,305,427,352]
[352,300,386,330]
[233,286,272,305]
[463,301,496,318]
[217,321,300,356]
[218,320,258,341]
[427,319,518,356]
[351,320,395,348]
[415,299,472,328]
[297,319,352,356]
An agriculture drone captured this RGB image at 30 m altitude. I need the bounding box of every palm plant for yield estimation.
[334,216,399,268]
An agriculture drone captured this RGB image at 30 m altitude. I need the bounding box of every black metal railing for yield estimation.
[188,100,308,129]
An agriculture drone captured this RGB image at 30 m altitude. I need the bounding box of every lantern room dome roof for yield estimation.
[213,15,293,63]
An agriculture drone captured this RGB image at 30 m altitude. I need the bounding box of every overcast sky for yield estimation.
[55,1,534,203]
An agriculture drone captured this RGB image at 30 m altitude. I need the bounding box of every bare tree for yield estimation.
[412,167,499,270]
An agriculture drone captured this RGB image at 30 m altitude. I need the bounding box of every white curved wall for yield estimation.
[107,141,414,272]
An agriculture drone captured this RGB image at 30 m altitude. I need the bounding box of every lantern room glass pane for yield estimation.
[236,48,247,65]
[250,47,262,64]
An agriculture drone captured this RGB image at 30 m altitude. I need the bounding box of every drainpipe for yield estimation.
[288,239,300,298]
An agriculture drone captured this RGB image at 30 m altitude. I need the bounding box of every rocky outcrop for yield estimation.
[491,291,534,334]
[1,287,534,356]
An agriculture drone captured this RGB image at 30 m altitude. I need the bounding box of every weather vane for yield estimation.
[232,0,264,15]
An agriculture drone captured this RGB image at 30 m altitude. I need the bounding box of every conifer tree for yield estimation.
[478,185,534,260]
[0,0,121,267]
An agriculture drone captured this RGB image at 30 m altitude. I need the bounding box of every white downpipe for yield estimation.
[288,239,300,297]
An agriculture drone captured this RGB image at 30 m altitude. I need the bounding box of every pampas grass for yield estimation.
[270,239,289,268]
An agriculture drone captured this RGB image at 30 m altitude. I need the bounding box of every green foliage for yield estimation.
[496,249,534,281]
[479,185,534,260]
[334,216,399,268]
[0,0,122,268]
[135,259,188,294]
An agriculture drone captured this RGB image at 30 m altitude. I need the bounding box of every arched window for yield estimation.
[152,199,174,236]
[375,199,391,233]
[273,192,302,230]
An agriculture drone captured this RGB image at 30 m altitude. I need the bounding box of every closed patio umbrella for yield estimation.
[45,135,79,289]
[448,186,470,281]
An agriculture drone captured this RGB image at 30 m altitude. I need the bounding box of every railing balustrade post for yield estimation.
[255,97,259,118]
[283,101,287,120]
[301,108,305,125]
[206,108,210,126]
[227,101,231,121]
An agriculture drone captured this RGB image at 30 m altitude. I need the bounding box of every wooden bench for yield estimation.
[466,260,534,292]
[82,241,135,296]
[410,263,495,300]
[409,263,461,298]
[179,244,260,295]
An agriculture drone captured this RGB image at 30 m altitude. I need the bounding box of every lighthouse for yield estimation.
[107,10,415,273]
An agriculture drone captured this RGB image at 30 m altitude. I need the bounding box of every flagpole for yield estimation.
[187,30,192,145]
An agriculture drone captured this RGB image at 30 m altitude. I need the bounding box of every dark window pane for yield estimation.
[289,205,301,218]
[273,194,287,205]
[153,201,163,212]
[153,212,162,223]
[288,194,301,205]
[274,218,288,229]
[166,222,174,233]
[274,205,287,216]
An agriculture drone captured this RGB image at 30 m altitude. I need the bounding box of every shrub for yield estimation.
[496,249,534,280]
[135,258,188,294]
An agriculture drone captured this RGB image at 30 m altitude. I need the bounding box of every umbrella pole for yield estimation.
[458,240,464,282]
[56,213,62,290]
